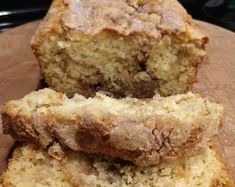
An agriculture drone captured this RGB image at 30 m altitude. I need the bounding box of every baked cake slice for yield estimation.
[31,0,208,98]
[1,143,234,187]
[2,88,223,166]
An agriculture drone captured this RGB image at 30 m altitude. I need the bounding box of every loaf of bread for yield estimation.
[1,143,234,187]
[31,0,208,98]
[2,88,223,166]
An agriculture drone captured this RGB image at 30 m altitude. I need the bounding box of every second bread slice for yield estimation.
[1,143,234,187]
[2,88,223,166]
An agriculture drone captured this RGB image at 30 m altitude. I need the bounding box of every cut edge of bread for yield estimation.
[1,142,234,187]
[31,0,208,98]
[2,88,224,166]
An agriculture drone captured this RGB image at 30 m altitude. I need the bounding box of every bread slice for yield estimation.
[1,143,234,187]
[31,0,208,98]
[2,88,223,166]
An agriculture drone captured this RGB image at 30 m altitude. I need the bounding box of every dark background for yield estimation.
[0,0,235,32]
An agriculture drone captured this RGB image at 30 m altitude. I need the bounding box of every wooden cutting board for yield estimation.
[0,21,40,172]
[0,21,234,180]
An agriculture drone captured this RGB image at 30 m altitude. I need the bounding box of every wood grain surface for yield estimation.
[0,21,234,180]
[0,21,40,173]
[192,21,235,179]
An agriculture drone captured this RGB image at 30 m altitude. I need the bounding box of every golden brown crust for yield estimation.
[209,144,235,187]
[2,114,210,166]
[31,0,208,44]
[2,89,223,166]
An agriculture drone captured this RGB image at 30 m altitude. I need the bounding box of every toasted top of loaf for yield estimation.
[1,143,234,187]
[2,88,223,166]
[32,0,208,45]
